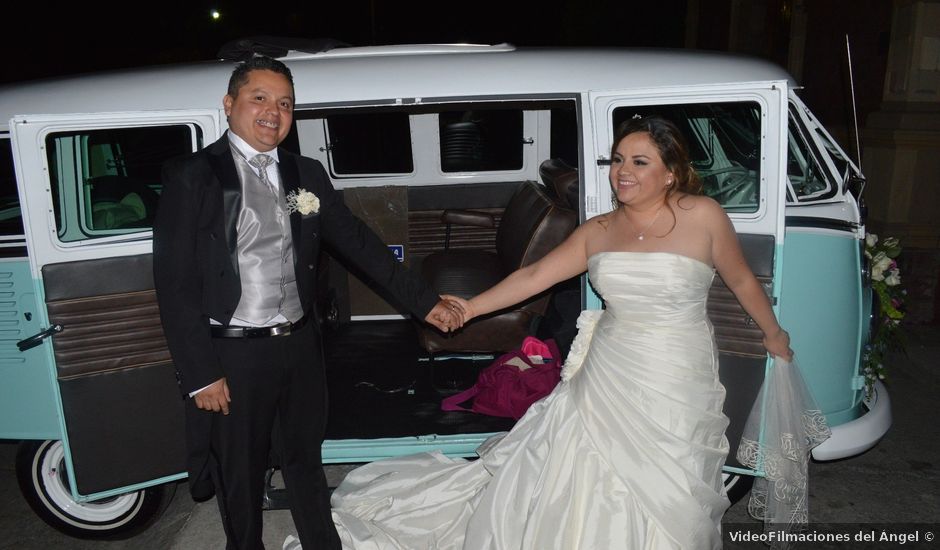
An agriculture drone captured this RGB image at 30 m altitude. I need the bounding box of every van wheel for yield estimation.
[723,472,754,505]
[16,440,176,539]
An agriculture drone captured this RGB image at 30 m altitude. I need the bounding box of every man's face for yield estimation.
[223,69,294,152]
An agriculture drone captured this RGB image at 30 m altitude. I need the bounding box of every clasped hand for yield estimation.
[424,295,474,333]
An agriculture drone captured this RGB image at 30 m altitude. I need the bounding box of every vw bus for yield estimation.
[0,42,890,537]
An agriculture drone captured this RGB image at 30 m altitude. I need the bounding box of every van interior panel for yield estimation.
[717,354,766,470]
[57,364,186,494]
[42,254,186,494]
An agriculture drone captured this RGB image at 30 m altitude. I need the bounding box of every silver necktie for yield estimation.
[248,154,276,192]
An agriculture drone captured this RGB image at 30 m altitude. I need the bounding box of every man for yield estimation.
[153,55,460,549]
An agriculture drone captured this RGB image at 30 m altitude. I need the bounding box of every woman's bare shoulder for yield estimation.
[675,194,726,221]
[584,211,616,232]
[576,211,620,254]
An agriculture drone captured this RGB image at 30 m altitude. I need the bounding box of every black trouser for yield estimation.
[208,321,341,550]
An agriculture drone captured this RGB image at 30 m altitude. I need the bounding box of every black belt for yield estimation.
[210,316,308,338]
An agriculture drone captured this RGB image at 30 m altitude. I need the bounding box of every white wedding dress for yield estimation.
[302,252,732,550]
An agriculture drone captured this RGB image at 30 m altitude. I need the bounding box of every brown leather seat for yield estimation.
[418,179,577,354]
[539,158,579,210]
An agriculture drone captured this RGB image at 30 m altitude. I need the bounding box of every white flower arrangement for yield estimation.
[862,233,906,396]
[286,188,320,216]
[560,310,603,381]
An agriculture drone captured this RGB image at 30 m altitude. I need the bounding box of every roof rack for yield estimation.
[217,37,350,61]
[280,43,516,60]
[218,37,515,62]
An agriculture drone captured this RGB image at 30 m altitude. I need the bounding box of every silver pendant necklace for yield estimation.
[623,204,664,241]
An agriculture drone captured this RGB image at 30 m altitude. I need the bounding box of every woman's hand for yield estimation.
[763,327,793,362]
[427,298,467,332]
[441,294,475,326]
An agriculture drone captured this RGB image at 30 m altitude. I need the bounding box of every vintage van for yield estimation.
[0,42,891,537]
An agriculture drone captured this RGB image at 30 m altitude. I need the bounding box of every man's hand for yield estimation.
[425,298,466,332]
[193,378,231,415]
[441,295,474,324]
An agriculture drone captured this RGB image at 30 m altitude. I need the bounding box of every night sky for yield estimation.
[5,0,689,85]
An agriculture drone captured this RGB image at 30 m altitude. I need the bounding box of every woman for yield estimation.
[291,116,792,549]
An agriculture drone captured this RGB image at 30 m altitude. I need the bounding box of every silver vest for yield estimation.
[230,148,304,324]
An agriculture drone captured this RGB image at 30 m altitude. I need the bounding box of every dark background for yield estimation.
[3,0,693,83]
[3,1,892,137]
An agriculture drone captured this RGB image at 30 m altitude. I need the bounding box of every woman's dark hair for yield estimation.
[611,115,701,198]
[227,55,295,98]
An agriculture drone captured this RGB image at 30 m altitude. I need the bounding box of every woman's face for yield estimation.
[609,131,674,207]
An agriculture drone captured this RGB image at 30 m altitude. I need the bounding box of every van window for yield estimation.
[326,112,413,176]
[0,137,25,239]
[46,125,197,242]
[612,102,762,213]
[786,111,835,201]
[439,109,523,172]
[814,128,850,192]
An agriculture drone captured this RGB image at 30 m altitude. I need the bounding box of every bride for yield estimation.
[288,115,792,549]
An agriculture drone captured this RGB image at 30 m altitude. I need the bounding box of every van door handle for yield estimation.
[17,324,63,352]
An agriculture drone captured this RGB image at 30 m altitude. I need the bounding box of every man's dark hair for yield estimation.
[227,55,294,98]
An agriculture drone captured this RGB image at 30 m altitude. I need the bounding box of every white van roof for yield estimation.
[0,46,794,124]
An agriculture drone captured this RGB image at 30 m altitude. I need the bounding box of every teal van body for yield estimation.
[780,230,866,425]
[0,259,60,439]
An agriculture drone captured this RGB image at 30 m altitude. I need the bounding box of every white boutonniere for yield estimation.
[286,188,320,216]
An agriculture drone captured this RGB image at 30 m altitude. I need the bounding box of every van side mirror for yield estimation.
[847,174,866,201]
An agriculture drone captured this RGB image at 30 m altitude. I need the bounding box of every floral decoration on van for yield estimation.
[863,233,905,395]
[286,188,320,216]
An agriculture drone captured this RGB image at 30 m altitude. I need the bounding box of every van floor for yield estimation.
[323,320,516,440]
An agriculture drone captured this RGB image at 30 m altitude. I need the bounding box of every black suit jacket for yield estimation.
[153,134,439,496]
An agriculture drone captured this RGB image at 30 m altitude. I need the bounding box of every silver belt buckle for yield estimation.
[269,323,292,337]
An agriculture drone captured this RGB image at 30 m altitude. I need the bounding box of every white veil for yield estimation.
[736,357,832,548]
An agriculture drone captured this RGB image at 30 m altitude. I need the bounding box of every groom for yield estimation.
[153,55,460,549]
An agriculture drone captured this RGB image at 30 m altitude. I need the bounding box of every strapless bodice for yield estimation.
[588,251,715,326]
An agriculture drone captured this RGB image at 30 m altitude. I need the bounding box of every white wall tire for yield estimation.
[16,440,175,539]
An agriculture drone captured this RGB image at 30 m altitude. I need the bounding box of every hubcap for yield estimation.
[32,441,144,529]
